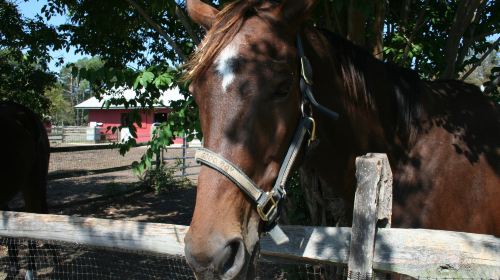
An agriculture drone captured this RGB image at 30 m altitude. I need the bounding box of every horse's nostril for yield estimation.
[219,239,246,278]
[184,235,247,279]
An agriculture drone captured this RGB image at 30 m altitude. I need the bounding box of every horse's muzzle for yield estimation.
[185,235,247,280]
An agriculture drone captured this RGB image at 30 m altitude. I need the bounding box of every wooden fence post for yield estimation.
[182,135,187,178]
[347,153,392,278]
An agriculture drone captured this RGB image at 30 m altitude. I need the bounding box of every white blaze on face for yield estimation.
[215,39,240,92]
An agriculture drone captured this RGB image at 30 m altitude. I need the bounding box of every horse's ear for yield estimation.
[186,0,219,30]
[277,0,316,23]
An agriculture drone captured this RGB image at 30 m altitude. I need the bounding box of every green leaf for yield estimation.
[140,71,155,87]
[153,72,173,88]
[132,78,139,90]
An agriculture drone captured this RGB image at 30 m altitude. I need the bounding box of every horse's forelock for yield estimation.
[184,1,262,83]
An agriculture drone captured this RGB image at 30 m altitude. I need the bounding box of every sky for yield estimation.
[16,0,88,72]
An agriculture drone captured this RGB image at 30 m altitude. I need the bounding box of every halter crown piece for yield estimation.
[195,34,339,245]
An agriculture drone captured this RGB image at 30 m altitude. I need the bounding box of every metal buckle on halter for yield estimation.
[257,191,278,222]
[300,56,313,85]
[307,117,317,145]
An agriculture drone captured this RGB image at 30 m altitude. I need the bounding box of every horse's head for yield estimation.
[184,0,316,279]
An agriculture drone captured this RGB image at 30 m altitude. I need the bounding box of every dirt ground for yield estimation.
[45,146,199,224]
[51,178,197,226]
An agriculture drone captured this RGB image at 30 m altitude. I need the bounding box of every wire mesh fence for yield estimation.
[0,237,194,280]
[1,236,494,280]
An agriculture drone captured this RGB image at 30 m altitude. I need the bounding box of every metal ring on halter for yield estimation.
[307,117,316,144]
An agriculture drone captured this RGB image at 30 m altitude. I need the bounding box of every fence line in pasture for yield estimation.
[48,126,120,145]
[49,141,201,181]
[160,139,201,179]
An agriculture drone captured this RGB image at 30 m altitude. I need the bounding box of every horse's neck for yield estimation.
[301,29,424,191]
[308,30,408,152]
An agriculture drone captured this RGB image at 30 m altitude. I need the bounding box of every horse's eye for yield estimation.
[274,88,290,99]
[274,82,291,100]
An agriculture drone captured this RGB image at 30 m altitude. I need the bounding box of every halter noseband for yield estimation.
[195,35,339,244]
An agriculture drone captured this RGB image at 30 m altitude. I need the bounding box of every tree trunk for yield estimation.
[400,0,411,34]
[455,0,486,72]
[371,0,386,60]
[441,0,483,79]
[347,0,366,47]
[322,0,334,32]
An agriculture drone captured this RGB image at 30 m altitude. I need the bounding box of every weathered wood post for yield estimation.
[182,134,187,178]
[347,153,392,278]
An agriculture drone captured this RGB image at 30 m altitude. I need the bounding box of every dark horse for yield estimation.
[183,1,500,279]
[0,101,50,279]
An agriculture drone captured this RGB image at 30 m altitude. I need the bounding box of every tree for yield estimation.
[59,57,105,125]
[44,83,74,125]
[0,0,64,115]
[0,49,55,115]
[463,49,500,101]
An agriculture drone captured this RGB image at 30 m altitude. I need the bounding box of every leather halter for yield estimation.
[195,35,339,244]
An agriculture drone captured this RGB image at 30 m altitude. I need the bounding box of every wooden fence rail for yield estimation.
[0,211,498,278]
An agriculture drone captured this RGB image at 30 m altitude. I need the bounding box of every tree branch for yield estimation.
[125,0,188,62]
[483,75,499,95]
[460,37,499,81]
[401,0,429,65]
[441,0,483,79]
[456,0,486,70]
[371,0,385,60]
[175,5,200,45]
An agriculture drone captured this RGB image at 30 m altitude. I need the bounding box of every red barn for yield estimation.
[75,88,184,144]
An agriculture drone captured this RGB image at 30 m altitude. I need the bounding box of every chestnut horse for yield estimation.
[0,101,50,279]
[184,1,500,279]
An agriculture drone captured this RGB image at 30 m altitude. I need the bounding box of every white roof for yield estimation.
[74,87,184,109]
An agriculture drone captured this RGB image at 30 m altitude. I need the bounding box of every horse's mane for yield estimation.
[184,0,262,82]
[320,30,422,135]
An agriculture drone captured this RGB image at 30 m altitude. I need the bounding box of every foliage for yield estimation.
[59,57,105,125]
[44,83,74,125]
[381,0,499,79]
[0,0,64,115]
[0,49,55,115]
[145,163,177,194]
[144,162,192,194]
[0,0,63,67]
[283,171,311,225]
[485,66,500,102]
[463,49,500,101]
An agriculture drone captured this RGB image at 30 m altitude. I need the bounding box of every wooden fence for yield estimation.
[1,153,499,278]
[1,211,498,278]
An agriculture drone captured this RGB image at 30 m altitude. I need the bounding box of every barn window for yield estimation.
[154,113,168,123]
[120,113,130,126]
